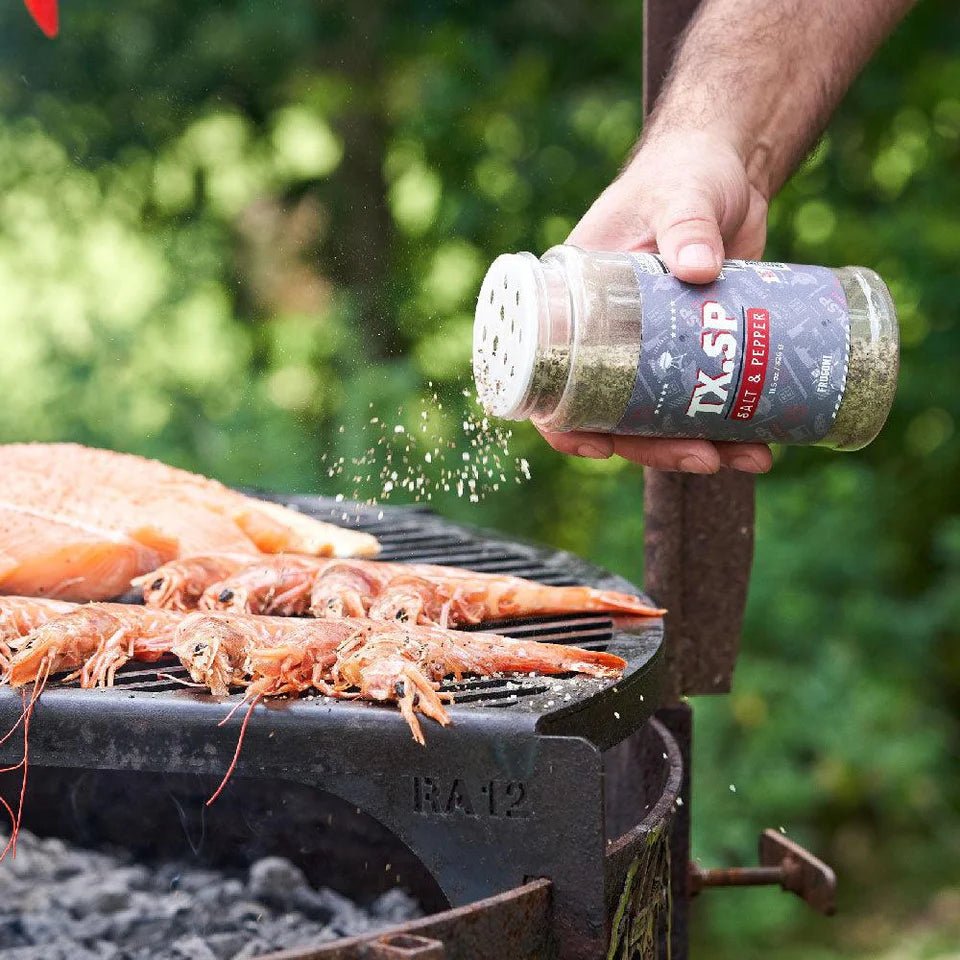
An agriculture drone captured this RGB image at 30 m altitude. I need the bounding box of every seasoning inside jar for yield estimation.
[472,244,899,451]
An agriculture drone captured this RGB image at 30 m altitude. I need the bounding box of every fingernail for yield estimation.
[678,455,715,474]
[676,243,717,271]
[729,454,766,474]
[577,443,611,459]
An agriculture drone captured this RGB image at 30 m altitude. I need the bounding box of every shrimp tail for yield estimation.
[465,633,627,678]
[583,589,666,618]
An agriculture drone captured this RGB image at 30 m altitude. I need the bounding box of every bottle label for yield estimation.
[616,256,850,443]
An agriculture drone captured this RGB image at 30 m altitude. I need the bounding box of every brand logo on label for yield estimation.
[685,301,738,417]
[814,355,833,395]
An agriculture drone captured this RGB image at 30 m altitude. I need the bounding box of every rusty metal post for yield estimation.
[644,470,754,697]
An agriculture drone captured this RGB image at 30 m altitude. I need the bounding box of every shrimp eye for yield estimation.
[218,589,234,603]
[394,680,406,698]
[193,643,204,655]
[151,579,163,591]
[395,610,409,623]
[327,599,338,610]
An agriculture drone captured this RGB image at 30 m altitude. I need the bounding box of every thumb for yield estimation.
[653,191,725,284]
[565,182,644,252]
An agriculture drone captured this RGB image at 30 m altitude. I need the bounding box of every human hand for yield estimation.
[538,128,773,475]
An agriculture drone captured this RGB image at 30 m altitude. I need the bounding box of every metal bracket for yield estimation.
[367,934,446,959]
[689,829,837,916]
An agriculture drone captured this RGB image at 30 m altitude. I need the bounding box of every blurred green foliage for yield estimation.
[2,1,959,956]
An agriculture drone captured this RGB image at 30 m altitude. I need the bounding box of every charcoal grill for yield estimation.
[0,495,675,960]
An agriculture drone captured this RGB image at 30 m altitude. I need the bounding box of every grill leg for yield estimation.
[656,704,692,960]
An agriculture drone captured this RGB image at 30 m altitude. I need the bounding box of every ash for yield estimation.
[0,830,422,960]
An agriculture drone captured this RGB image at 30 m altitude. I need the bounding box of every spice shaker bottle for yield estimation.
[473,245,899,450]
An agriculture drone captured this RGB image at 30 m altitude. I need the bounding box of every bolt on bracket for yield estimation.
[689,828,836,916]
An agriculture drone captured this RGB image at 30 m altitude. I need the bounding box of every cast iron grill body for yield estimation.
[0,496,675,960]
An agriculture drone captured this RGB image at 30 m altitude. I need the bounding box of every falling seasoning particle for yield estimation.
[729,784,737,793]
[613,711,621,720]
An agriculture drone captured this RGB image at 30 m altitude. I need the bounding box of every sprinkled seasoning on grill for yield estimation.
[473,244,900,450]
[318,385,531,512]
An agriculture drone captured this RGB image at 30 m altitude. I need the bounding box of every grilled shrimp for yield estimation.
[132,554,255,611]
[170,612,358,697]
[7,604,182,688]
[140,554,664,625]
[201,555,324,616]
[0,597,76,673]
[248,625,626,744]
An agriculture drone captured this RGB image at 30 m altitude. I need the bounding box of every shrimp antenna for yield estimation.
[0,680,37,750]
[218,694,253,728]
[0,661,49,861]
[206,693,261,807]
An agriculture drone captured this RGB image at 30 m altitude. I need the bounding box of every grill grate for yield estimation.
[12,495,664,743]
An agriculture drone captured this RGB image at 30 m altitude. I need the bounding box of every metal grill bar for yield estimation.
[35,495,662,728]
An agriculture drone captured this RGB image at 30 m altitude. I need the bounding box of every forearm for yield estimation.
[644,0,916,197]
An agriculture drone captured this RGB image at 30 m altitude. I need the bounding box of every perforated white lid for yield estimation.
[473,253,542,419]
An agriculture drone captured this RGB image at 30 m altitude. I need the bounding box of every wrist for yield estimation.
[632,119,774,203]
[639,94,776,202]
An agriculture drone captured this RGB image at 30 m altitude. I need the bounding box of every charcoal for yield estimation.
[306,885,372,936]
[168,935,219,960]
[371,888,423,923]
[204,931,249,960]
[248,857,308,901]
[4,945,109,960]
[0,830,423,959]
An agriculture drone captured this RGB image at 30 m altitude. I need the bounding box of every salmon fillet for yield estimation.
[0,444,379,601]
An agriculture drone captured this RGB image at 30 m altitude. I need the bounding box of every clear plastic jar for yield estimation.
[472,245,899,451]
